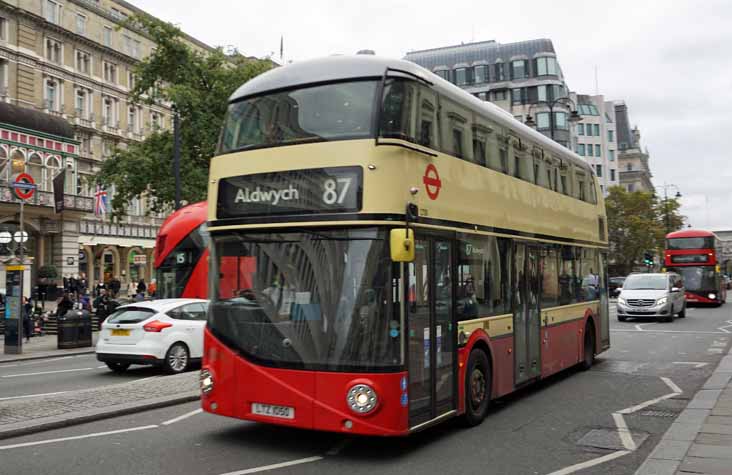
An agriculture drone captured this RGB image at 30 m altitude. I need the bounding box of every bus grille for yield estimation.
[627,299,655,307]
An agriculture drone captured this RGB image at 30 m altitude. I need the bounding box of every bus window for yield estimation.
[541,247,560,308]
[457,234,513,318]
[559,246,578,305]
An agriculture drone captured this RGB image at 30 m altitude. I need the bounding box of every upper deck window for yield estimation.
[667,237,714,250]
[219,80,377,154]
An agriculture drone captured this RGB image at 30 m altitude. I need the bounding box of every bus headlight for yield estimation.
[709,293,716,300]
[347,384,378,414]
[200,369,214,394]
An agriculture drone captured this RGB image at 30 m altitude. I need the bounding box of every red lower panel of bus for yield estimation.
[541,320,583,377]
[202,329,409,436]
[685,291,724,304]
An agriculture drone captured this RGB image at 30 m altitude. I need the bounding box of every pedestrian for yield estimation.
[22,296,32,342]
[137,278,146,296]
[96,279,106,297]
[128,280,137,298]
[56,291,74,317]
[94,289,111,325]
[148,279,157,298]
[109,276,121,298]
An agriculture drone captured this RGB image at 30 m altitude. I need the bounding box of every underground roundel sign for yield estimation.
[423,164,442,200]
[13,173,36,200]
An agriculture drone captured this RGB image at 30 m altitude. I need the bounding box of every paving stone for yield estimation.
[675,409,711,425]
[688,443,732,459]
[706,415,732,425]
[700,424,732,435]
[666,422,704,442]
[687,390,723,410]
[648,439,692,461]
[711,406,732,416]
[678,457,732,475]
[695,432,732,446]
[635,458,680,475]
[703,373,732,390]
[715,356,732,372]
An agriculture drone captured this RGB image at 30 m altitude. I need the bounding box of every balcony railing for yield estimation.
[0,184,93,212]
[80,219,158,239]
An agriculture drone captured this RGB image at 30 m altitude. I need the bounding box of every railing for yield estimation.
[0,184,94,211]
[80,219,158,239]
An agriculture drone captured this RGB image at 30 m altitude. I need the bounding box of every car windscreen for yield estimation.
[622,275,667,290]
[106,307,156,324]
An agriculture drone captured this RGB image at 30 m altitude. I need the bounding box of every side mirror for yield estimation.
[390,228,415,262]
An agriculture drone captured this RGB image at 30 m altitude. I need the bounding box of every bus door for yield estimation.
[514,244,542,386]
[407,237,457,428]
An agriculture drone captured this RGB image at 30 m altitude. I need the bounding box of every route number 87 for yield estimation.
[322,178,352,205]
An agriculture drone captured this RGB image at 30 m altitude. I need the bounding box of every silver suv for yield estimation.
[617,272,686,322]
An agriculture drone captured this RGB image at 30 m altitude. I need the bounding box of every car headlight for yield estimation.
[347,384,378,414]
[199,369,214,394]
[618,297,626,305]
[656,297,667,306]
[709,293,716,300]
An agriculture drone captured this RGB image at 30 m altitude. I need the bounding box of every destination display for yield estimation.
[671,254,709,264]
[217,166,362,218]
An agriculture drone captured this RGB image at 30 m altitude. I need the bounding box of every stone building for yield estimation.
[614,101,653,192]
[0,0,213,294]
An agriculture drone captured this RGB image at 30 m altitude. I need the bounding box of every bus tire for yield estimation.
[462,349,491,427]
[580,324,595,371]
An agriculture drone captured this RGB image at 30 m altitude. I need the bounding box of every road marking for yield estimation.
[612,329,730,335]
[1,367,95,378]
[661,376,683,394]
[0,390,68,401]
[612,413,637,451]
[546,450,631,475]
[0,425,158,450]
[162,408,203,426]
[673,362,709,369]
[96,365,108,369]
[634,324,645,331]
[617,377,682,415]
[217,456,324,475]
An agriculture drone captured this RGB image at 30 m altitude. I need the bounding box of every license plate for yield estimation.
[111,329,131,336]
[251,403,294,419]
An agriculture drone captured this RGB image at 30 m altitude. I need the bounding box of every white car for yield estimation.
[96,298,208,373]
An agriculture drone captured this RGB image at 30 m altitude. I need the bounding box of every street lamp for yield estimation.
[656,183,682,234]
[524,96,582,145]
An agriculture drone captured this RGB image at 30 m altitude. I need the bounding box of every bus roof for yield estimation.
[229,55,593,175]
[154,201,207,268]
[666,229,717,239]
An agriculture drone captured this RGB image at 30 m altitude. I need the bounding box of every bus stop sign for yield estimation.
[13,173,36,200]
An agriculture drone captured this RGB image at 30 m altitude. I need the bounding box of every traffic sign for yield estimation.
[13,173,36,200]
[422,164,442,200]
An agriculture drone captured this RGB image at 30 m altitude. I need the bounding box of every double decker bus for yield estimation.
[200,55,610,435]
[154,201,209,299]
[664,229,726,305]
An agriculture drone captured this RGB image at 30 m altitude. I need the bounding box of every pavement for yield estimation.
[636,343,732,475]
[0,333,98,363]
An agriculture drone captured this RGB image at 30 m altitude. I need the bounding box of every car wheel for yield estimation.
[617,315,627,322]
[580,324,595,370]
[106,362,130,373]
[678,303,686,318]
[462,349,491,427]
[164,342,189,374]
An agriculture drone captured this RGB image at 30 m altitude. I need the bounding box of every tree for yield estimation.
[605,186,685,275]
[98,14,273,215]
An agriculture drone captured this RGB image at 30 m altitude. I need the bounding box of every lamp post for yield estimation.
[657,183,682,234]
[524,96,582,145]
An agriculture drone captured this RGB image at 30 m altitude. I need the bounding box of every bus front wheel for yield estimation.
[462,348,491,427]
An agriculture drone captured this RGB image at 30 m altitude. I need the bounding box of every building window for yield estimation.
[477,92,487,101]
[128,71,137,90]
[595,144,601,157]
[593,124,600,136]
[494,62,505,81]
[45,0,62,24]
[150,112,160,130]
[492,90,507,101]
[45,78,59,111]
[103,61,117,83]
[536,56,557,76]
[103,96,118,127]
[127,106,138,133]
[536,112,550,130]
[75,12,86,35]
[434,69,448,81]
[75,50,90,74]
[577,144,585,156]
[75,88,89,118]
[587,143,593,157]
[538,85,547,102]
[608,130,614,142]
[455,68,467,86]
[45,37,62,64]
[628,183,635,192]
[626,163,633,171]
[596,164,602,177]
[554,112,568,130]
[103,26,113,47]
[610,169,616,181]
[474,65,487,83]
[511,88,523,104]
[609,150,615,161]
[577,123,584,135]
[0,17,7,41]
[511,60,527,79]
[123,35,141,59]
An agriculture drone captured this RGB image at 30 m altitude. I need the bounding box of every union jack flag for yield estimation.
[94,184,108,217]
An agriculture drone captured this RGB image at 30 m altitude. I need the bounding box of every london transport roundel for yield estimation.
[13,173,36,200]
[422,164,442,200]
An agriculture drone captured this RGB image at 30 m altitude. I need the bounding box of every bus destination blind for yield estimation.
[217,166,363,218]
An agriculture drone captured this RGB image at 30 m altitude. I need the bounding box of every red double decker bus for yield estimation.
[664,229,727,305]
[154,202,209,299]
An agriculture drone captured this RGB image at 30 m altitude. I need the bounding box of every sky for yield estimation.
[132,0,732,230]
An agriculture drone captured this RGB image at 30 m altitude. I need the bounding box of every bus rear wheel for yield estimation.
[462,348,491,427]
[580,325,595,370]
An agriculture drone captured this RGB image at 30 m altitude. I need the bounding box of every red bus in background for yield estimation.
[154,202,209,299]
[664,229,726,305]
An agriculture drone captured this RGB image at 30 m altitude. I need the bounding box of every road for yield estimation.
[1,302,730,475]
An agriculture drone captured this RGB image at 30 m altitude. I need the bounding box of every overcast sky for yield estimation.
[133,0,732,231]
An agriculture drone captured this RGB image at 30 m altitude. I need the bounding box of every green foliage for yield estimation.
[605,186,685,274]
[38,265,58,280]
[99,14,273,214]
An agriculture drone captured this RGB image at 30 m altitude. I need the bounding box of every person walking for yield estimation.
[109,276,121,298]
[128,280,137,298]
[56,291,74,317]
[147,279,157,298]
[94,289,112,325]
[22,296,33,343]
[136,279,146,296]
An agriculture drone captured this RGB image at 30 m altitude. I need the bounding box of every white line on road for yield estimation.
[546,450,631,475]
[96,365,107,369]
[162,408,203,425]
[0,390,68,401]
[217,456,324,475]
[0,425,158,450]
[612,413,637,451]
[672,362,709,369]
[1,367,95,378]
[634,324,645,331]
[661,376,683,395]
[612,329,730,335]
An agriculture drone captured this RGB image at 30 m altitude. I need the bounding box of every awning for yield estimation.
[78,235,155,249]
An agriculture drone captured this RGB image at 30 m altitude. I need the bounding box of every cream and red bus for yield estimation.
[200,55,610,435]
